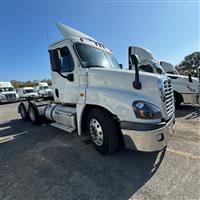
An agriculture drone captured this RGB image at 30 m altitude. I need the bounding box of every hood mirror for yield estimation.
[128,47,142,90]
[188,73,192,83]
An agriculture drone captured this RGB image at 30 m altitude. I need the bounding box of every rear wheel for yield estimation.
[174,92,182,108]
[28,103,40,124]
[87,109,119,155]
[19,103,30,121]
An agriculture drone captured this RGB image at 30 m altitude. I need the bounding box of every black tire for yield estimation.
[87,108,119,155]
[174,92,182,109]
[19,103,30,121]
[28,103,41,125]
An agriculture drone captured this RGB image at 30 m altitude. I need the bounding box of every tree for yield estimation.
[10,79,52,88]
[10,80,20,88]
[176,52,200,77]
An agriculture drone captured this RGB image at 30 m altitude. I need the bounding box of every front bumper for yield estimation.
[120,115,175,152]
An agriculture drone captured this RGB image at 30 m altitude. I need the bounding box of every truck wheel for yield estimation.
[28,103,40,125]
[87,109,119,155]
[174,92,182,108]
[19,103,30,121]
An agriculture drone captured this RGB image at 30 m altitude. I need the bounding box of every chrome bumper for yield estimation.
[120,115,175,152]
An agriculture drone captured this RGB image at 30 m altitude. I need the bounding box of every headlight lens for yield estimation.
[133,101,162,119]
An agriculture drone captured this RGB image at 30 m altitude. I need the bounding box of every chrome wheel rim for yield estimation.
[89,118,103,146]
[29,107,35,122]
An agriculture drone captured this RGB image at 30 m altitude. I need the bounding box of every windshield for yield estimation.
[139,64,154,73]
[24,89,35,93]
[75,43,121,69]
[154,63,165,74]
[139,63,164,74]
[0,87,15,92]
[40,86,48,90]
[167,70,179,75]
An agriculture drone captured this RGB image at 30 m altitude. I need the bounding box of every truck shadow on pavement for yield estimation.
[0,119,166,200]
[175,105,200,119]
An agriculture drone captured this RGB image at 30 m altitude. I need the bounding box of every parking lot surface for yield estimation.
[0,102,199,200]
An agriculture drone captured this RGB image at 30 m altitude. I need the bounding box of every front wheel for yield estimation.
[87,109,120,155]
[174,92,182,108]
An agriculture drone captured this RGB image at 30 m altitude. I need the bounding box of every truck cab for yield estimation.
[160,61,200,106]
[129,46,200,107]
[19,23,175,155]
[0,82,19,103]
[17,87,38,100]
[36,82,53,98]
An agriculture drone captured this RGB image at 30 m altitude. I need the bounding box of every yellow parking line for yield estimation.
[167,148,200,160]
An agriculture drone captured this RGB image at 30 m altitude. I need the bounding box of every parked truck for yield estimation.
[129,46,200,107]
[17,87,38,100]
[18,23,175,155]
[0,82,19,103]
[160,61,200,106]
[35,82,53,99]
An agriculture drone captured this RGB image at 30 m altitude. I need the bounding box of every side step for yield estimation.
[51,122,75,133]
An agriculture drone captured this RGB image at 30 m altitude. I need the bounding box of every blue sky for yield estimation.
[0,0,199,81]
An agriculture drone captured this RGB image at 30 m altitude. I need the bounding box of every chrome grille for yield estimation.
[5,93,17,101]
[164,80,174,117]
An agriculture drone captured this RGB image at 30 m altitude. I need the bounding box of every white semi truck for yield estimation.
[17,87,38,100]
[18,23,175,155]
[129,46,200,107]
[0,82,19,103]
[36,82,53,98]
[160,61,200,106]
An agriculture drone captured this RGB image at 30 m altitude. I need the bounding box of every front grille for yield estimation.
[163,80,174,117]
[5,93,17,101]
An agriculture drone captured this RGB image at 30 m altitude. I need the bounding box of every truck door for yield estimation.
[49,44,79,104]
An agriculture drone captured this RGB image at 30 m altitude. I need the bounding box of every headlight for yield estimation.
[133,101,162,119]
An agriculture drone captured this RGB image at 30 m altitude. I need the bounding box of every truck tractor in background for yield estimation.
[129,46,200,108]
[35,82,53,99]
[0,82,19,103]
[18,23,175,155]
[160,61,200,107]
[17,87,38,100]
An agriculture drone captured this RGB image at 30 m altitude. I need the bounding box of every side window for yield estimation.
[60,47,74,72]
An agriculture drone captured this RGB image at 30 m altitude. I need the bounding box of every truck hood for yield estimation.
[87,68,163,102]
[167,74,199,92]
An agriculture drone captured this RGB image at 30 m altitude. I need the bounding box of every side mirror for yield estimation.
[129,54,141,89]
[49,49,60,72]
[130,54,139,67]
[119,64,123,69]
[188,73,192,83]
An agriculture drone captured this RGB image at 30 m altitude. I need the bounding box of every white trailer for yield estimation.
[17,87,38,100]
[0,82,19,103]
[18,23,175,155]
[129,46,200,107]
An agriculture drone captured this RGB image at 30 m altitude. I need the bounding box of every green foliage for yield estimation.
[176,52,200,77]
[10,79,52,88]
